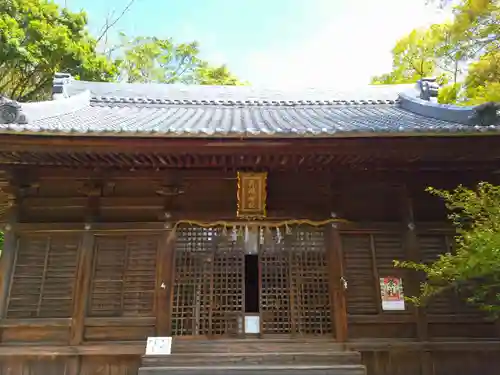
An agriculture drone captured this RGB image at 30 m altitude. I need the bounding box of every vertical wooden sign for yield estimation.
[237,172,267,219]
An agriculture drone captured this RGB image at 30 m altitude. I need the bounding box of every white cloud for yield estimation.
[242,0,452,88]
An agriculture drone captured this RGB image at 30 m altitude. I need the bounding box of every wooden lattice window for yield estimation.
[171,226,244,336]
[7,234,81,318]
[260,237,291,334]
[212,245,244,335]
[341,232,407,315]
[260,226,332,335]
[290,227,332,335]
[89,234,158,317]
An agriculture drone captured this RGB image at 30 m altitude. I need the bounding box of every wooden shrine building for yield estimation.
[0,75,499,375]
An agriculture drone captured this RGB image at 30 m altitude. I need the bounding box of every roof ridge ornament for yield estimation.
[52,72,73,100]
[416,78,439,101]
[0,96,27,124]
[90,96,399,107]
[470,102,500,126]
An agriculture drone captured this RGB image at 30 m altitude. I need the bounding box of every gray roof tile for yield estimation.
[0,76,498,137]
[65,79,413,104]
[3,101,492,137]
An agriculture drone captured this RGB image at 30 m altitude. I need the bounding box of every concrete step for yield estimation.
[142,351,361,367]
[138,364,367,375]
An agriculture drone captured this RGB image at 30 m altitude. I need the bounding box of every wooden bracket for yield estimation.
[155,184,184,197]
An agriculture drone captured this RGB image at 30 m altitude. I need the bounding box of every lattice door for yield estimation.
[171,226,245,336]
[260,235,292,334]
[260,226,333,336]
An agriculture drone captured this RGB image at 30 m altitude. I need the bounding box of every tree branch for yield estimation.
[10,65,42,100]
[96,0,136,44]
[18,76,52,102]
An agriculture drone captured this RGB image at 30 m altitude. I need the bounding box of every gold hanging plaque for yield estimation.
[237,171,267,219]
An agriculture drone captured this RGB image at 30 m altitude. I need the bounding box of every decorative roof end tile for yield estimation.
[52,72,73,100]
[469,102,500,126]
[416,78,440,101]
[0,96,28,124]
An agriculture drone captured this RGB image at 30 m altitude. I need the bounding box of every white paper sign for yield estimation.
[145,337,172,356]
[245,315,260,334]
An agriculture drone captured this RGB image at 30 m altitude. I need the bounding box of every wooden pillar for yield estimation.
[400,185,428,341]
[400,185,432,375]
[155,215,175,336]
[0,192,18,320]
[65,356,81,375]
[326,223,348,342]
[0,170,32,321]
[69,225,95,345]
[155,178,182,337]
[70,182,100,345]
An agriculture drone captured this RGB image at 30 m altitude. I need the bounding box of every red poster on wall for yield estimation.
[379,277,405,311]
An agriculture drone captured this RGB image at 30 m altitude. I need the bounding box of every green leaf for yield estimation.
[114,34,244,85]
[398,182,500,316]
[0,0,118,101]
[371,0,500,105]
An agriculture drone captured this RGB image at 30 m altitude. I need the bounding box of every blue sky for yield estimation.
[61,0,451,87]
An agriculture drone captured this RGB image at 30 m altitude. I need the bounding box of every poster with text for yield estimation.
[379,277,405,311]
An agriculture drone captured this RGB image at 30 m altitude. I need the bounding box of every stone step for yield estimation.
[138,364,367,375]
[142,351,361,367]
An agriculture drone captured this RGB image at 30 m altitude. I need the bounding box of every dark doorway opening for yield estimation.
[245,255,259,313]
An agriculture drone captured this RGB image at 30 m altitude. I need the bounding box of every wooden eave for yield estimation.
[1,134,500,171]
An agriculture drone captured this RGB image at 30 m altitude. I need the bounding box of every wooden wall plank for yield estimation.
[0,339,496,356]
[2,326,69,344]
[79,355,141,375]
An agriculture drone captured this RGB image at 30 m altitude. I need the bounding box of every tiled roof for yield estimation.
[0,74,498,138]
[62,78,409,104]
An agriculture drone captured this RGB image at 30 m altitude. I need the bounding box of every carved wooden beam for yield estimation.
[78,180,115,197]
[155,184,185,197]
[155,171,183,220]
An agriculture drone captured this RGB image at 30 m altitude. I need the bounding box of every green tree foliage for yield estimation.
[437,82,461,103]
[371,30,437,85]
[462,51,500,104]
[0,0,245,102]
[371,0,500,105]
[397,183,500,315]
[195,63,246,86]
[0,0,119,101]
[115,35,244,85]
